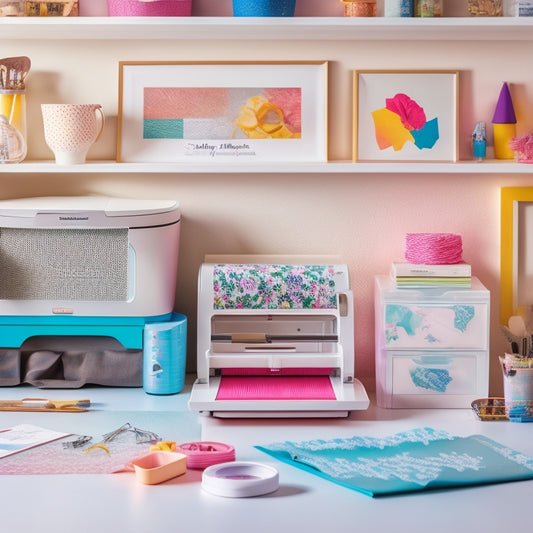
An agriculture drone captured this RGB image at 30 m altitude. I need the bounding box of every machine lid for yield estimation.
[0,196,179,218]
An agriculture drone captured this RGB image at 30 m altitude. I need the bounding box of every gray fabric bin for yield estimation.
[0,349,142,388]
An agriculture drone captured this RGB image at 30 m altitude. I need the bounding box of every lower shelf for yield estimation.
[1,159,532,174]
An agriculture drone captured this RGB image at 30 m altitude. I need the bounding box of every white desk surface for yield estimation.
[0,382,531,533]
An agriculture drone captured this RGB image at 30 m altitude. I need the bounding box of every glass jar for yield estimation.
[468,0,503,16]
[0,89,26,142]
[0,56,30,162]
[0,113,26,163]
[384,0,413,16]
[414,0,443,16]
[341,0,377,17]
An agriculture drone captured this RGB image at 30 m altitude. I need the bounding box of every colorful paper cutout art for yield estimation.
[371,93,439,152]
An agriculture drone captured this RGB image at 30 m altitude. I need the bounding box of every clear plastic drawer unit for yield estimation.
[374,275,490,408]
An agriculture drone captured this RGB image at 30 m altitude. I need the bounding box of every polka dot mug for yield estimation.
[41,103,105,165]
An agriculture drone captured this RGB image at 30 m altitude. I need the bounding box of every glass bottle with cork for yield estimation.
[0,56,31,163]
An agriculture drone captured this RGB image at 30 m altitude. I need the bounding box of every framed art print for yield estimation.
[353,70,458,162]
[117,61,328,163]
[500,187,533,324]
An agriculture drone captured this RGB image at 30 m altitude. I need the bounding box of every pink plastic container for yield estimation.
[129,451,187,485]
[107,0,192,16]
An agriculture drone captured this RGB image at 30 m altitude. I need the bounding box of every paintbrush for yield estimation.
[500,325,522,347]
[0,398,90,412]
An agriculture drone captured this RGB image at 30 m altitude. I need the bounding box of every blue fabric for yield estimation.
[256,427,533,497]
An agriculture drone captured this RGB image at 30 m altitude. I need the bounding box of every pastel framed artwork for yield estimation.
[500,187,533,325]
[353,70,459,162]
[117,61,328,163]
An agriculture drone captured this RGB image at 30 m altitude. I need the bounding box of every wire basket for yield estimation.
[471,398,507,421]
[0,0,78,16]
[107,0,192,17]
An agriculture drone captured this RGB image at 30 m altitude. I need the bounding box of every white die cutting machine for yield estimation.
[189,256,369,417]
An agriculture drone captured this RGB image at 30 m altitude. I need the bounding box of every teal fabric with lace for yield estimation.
[256,427,533,497]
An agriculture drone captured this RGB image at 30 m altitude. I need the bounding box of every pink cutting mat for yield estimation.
[221,367,333,376]
[0,434,151,475]
[216,376,336,400]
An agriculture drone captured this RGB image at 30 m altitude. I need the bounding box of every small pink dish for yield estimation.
[129,451,187,485]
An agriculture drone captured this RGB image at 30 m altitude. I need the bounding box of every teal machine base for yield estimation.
[0,314,173,350]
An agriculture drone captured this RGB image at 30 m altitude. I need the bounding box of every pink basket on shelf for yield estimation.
[107,0,192,16]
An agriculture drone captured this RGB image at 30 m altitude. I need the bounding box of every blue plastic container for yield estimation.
[232,0,296,17]
[143,313,187,395]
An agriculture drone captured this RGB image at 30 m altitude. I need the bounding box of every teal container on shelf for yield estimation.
[232,0,296,16]
[143,313,187,395]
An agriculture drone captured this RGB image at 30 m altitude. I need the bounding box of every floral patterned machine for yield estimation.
[189,258,369,417]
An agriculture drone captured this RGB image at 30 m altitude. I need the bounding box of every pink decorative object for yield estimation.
[385,93,427,131]
[176,441,236,469]
[107,0,192,16]
[405,233,463,265]
[509,133,533,163]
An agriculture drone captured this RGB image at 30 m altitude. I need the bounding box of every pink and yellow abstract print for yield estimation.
[143,87,301,140]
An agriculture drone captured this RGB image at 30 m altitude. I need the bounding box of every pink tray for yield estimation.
[216,376,336,400]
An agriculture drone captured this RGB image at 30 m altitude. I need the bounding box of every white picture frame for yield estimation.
[117,61,328,163]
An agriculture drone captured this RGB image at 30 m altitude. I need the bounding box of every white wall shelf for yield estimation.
[2,17,532,175]
[0,160,531,174]
[1,17,533,41]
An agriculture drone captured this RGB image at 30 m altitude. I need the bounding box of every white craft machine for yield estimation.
[189,258,369,417]
[0,196,181,350]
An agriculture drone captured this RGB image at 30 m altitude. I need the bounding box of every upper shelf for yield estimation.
[1,16,533,41]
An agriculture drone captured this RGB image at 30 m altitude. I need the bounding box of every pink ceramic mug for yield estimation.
[41,103,105,165]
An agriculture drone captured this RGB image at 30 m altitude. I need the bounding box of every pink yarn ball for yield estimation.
[405,233,463,265]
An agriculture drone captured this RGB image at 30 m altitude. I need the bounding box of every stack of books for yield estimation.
[391,262,472,288]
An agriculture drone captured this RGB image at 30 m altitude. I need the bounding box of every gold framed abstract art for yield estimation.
[353,69,458,162]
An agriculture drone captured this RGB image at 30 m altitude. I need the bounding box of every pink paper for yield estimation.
[216,376,336,400]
